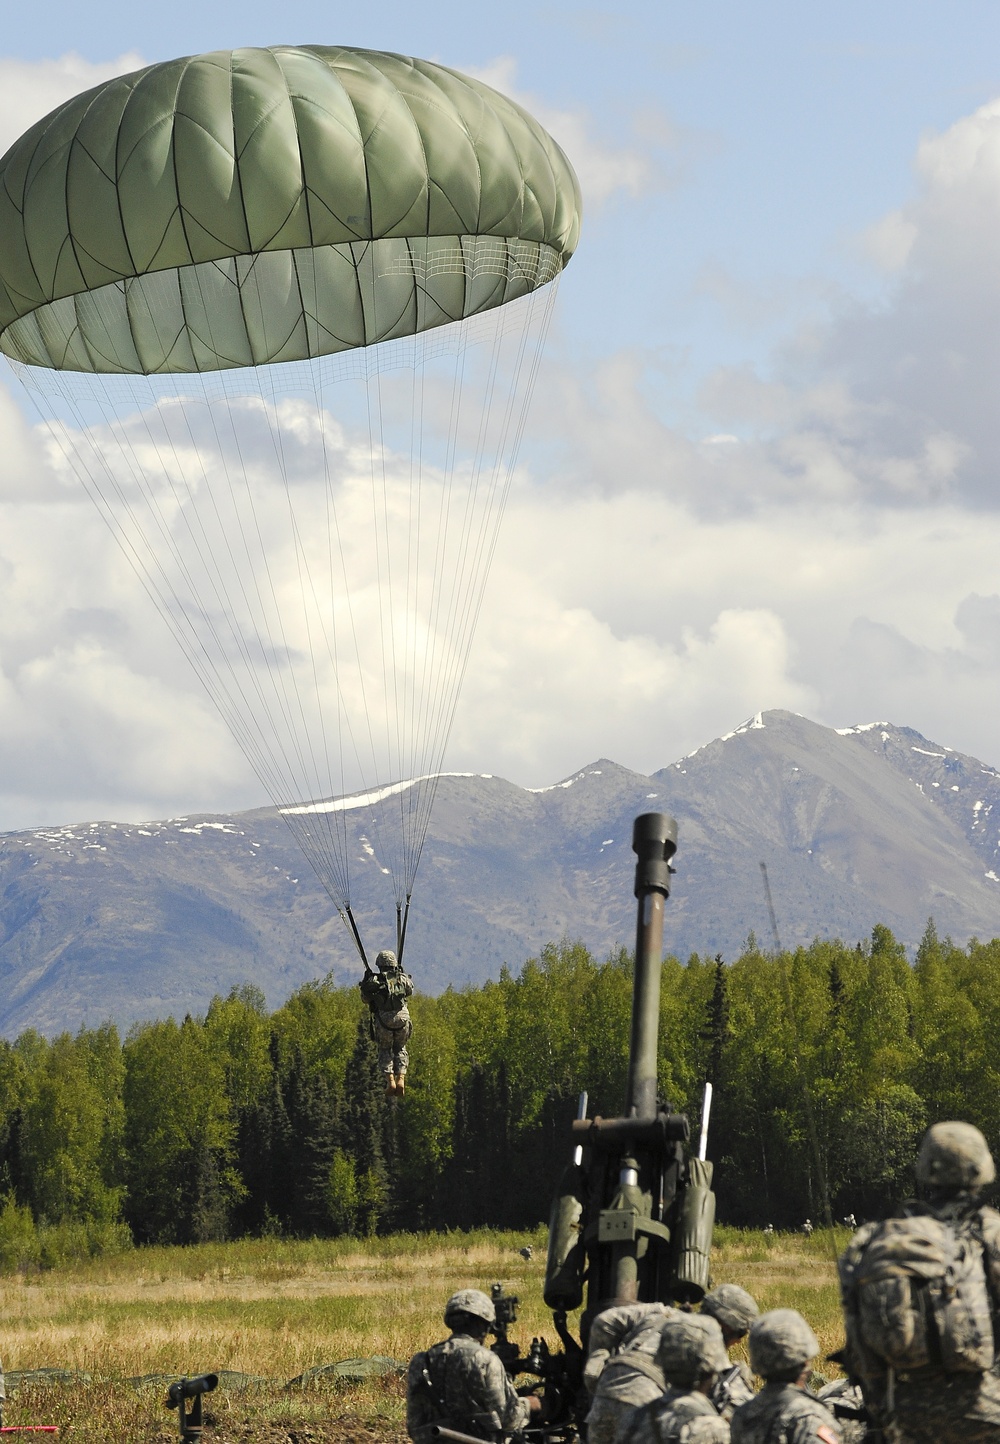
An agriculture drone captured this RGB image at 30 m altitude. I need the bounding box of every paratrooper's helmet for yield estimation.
[656,1314,729,1387]
[376,950,398,972]
[702,1283,760,1337]
[748,1310,819,1379]
[916,1121,996,1190]
[444,1289,496,1327]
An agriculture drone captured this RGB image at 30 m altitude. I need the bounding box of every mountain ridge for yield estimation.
[1,708,998,1035]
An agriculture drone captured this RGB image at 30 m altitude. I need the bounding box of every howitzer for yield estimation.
[489,814,718,1439]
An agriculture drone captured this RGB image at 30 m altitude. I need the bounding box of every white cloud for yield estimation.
[467,56,687,206]
[0,53,145,157]
[5,76,1000,836]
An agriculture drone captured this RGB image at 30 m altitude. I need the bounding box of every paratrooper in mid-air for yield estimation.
[360,950,414,1096]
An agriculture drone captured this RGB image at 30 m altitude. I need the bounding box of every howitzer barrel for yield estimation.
[427,1428,497,1444]
[627,814,677,1119]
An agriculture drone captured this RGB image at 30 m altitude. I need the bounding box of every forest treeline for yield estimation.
[0,919,998,1262]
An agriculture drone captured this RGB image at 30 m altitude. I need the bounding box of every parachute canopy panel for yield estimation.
[0,46,581,374]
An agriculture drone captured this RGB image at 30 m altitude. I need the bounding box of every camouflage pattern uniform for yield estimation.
[624,1388,730,1444]
[619,1315,732,1444]
[585,1302,677,1444]
[731,1310,842,1444]
[731,1382,842,1444]
[815,1380,868,1444]
[406,1290,531,1441]
[702,1284,759,1420]
[839,1121,1000,1444]
[711,1362,755,1422]
[360,950,413,1086]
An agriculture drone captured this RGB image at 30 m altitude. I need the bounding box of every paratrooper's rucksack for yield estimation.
[380,971,412,1005]
[840,1212,994,1374]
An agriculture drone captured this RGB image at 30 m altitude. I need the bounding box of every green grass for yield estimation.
[0,1226,843,1442]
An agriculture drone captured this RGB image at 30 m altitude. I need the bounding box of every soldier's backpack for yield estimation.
[840,1212,994,1373]
[380,971,412,1005]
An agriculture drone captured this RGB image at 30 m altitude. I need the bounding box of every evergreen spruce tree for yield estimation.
[341,1017,388,1234]
[702,955,729,1087]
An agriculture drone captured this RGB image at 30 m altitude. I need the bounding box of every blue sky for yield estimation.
[2,3,1000,828]
[10,4,1000,389]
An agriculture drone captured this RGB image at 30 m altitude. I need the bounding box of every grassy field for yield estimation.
[0,1226,849,1442]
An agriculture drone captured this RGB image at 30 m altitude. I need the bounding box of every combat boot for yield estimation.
[395,1074,406,1097]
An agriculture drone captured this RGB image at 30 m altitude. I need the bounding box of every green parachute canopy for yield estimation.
[0,47,579,961]
[0,46,581,373]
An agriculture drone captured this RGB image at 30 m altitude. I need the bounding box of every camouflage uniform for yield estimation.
[407,1290,531,1441]
[624,1387,730,1444]
[839,1122,1000,1444]
[702,1285,759,1421]
[815,1380,868,1444]
[619,1315,732,1444]
[731,1382,842,1444]
[360,951,413,1085]
[711,1363,754,1421]
[585,1302,677,1444]
[732,1310,842,1444]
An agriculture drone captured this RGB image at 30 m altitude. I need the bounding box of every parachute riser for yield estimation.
[343,906,372,973]
[397,896,412,967]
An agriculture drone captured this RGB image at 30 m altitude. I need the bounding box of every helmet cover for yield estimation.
[444,1289,496,1326]
[916,1121,996,1190]
[748,1310,819,1378]
[702,1283,760,1335]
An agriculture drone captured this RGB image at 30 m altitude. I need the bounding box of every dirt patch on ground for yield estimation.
[208,1419,405,1444]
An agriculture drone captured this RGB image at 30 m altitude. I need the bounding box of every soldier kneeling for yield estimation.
[701,1284,759,1419]
[406,1289,542,1442]
[619,1314,732,1444]
[731,1310,841,1444]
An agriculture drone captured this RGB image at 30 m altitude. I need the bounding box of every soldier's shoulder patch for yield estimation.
[816,1426,839,1444]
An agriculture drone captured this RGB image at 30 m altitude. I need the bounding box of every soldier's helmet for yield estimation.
[748,1310,819,1379]
[444,1289,496,1327]
[375,950,398,972]
[701,1283,759,1337]
[916,1121,996,1190]
[656,1314,729,1387]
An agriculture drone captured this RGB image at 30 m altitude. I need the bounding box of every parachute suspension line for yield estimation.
[759,862,838,1257]
[401,302,475,895]
[13,321,322,830]
[179,268,354,905]
[401,294,428,924]
[398,249,437,913]
[405,284,510,888]
[365,243,408,910]
[13,265,562,942]
[393,282,468,900]
[308,345,353,902]
[405,278,560,894]
[249,336,359,906]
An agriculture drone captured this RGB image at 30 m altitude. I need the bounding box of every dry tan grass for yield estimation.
[0,1227,846,1441]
